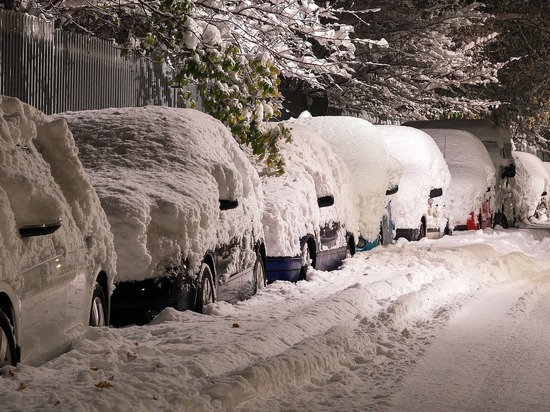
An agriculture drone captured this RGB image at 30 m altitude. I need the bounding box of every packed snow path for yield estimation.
[391,280,550,411]
[1,227,549,411]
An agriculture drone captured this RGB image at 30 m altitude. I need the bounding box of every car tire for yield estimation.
[195,263,215,314]
[254,253,266,293]
[89,282,108,327]
[0,309,16,368]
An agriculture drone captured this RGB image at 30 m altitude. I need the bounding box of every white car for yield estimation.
[511,151,550,223]
[0,96,116,368]
[250,122,359,282]
[377,125,452,241]
[404,119,516,227]
[421,129,496,231]
[60,107,266,326]
[290,114,401,250]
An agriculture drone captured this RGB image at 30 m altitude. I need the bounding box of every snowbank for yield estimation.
[422,129,496,228]
[289,113,401,242]
[250,122,358,257]
[58,107,264,282]
[376,125,451,232]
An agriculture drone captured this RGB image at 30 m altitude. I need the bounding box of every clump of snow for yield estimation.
[422,129,496,228]
[58,107,264,282]
[0,95,116,289]
[289,113,401,242]
[376,125,451,231]
[249,122,359,257]
[511,151,550,222]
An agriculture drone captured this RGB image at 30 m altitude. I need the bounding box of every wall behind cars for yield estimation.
[0,9,202,114]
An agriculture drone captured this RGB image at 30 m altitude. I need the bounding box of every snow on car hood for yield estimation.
[249,122,359,257]
[512,151,550,221]
[289,113,402,242]
[422,129,496,227]
[58,107,264,283]
[377,125,451,230]
[0,96,116,288]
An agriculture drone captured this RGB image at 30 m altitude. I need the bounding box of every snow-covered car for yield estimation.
[376,125,452,241]
[0,96,116,367]
[59,107,266,326]
[250,122,359,282]
[290,114,401,250]
[511,151,550,223]
[421,129,496,231]
[404,119,516,228]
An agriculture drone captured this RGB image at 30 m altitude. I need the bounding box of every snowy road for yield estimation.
[1,227,550,411]
[391,279,550,411]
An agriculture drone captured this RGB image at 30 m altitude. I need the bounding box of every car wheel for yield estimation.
[89,282,107,327]
[0,309,16,368]
[299,242,312,281]
[254,253,266,293]
[195,263,215,314]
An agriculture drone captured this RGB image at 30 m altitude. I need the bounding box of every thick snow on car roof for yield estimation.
[512,151,550,221]
[422,129,496,227]
[0,96,116,286]
[250,122,359,257]
[377,125,451,230]
[59,106,264,282]
[404,119,513,168]
[289,113,401,242]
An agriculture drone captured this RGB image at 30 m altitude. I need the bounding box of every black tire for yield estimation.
[195,263,215,314]
[89,282,108,327]
[0,309,16,368]
[254,253,266,293]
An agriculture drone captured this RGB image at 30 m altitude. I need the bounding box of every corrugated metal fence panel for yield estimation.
[0,9,201,114]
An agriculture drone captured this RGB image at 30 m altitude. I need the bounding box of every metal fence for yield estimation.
[0,9,200,114]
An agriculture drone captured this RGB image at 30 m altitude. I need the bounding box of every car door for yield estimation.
[2,145,71,365]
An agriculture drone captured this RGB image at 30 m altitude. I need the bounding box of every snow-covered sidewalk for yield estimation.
[1,227,550,411]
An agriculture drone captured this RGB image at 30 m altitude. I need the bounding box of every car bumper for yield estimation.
[266,256,302,283]
[110,275,195,327]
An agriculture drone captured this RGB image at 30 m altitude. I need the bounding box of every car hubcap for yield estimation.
[203,272,213,306]
[0,329,11,367]
[255,260,266,290]
[90,297,105,327]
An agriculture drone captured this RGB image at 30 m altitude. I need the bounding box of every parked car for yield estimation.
[59,107,266,326]
[249,122,359,282]
[376,125,452,241]
[0,96,116,368]
[404,119,516,228]
[511,151,550,223]
[290,114,401,250]
[421,129,496,231]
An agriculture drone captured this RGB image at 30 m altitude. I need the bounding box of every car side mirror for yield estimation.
[219,199,239,211]
[385,185,398,196]
[317,195,335,208]
[429,188,443,198]
[19,220,62,238]
[542,191,548,197]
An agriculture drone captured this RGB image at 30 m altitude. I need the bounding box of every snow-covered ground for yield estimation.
[1,226,550,411]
